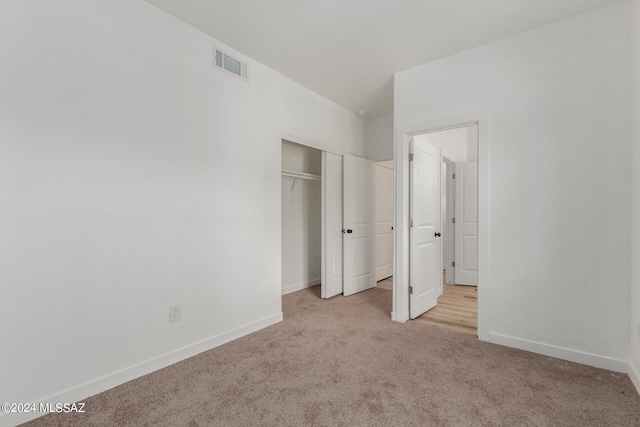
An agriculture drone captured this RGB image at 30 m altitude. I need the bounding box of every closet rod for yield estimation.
[281,169,321,181]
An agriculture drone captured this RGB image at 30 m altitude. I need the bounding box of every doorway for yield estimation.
[413,125,478,288]
[416,128,479,334]
[393,112,488,341]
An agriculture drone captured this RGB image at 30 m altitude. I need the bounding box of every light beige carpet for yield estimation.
[23,286,640,426]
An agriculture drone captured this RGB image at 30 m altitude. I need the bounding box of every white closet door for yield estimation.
[375,163,394,281]
[343,154,375,296]
[321,152,343,298]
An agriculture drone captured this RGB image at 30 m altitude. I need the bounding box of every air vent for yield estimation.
[214,48,248,81]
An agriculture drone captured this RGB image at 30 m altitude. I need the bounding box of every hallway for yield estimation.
[377,277,477,334]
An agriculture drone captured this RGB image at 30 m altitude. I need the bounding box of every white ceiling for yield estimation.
[146,0,624,118]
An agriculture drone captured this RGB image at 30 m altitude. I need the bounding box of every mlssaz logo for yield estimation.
[40,402,86,413]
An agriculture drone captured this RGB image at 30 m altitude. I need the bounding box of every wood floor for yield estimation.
[377,277,478,335]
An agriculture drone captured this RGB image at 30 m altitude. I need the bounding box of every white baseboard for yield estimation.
[489,332,628,373]
[628,359,640,395]
[0,313,283,427]
[281,278,321,295]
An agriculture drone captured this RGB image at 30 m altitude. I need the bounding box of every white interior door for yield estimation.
[410,139,442,319]
[321,152,343,298]
[454,162,478,285]
[343,154,375,296]
[375,163,393,281]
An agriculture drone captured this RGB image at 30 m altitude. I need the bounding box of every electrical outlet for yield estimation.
[170,304,181,322]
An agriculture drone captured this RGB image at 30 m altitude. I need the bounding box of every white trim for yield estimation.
[489,332,628,373]
[629,360,640,395]
[393,111,490,342]
[0,313,283,427]
[321,151,327,299]
[443,158,455,285]
[281,278,321,295]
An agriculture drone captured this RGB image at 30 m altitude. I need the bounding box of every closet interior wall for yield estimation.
[281,140,322,295]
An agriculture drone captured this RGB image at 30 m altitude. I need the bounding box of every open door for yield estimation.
[321,152,343,298]
[454,162,478,285]
[375,163,394,281]
[343,154,375,296]
[409,138,442,319]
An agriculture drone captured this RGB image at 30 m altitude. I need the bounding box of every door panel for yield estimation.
[455,162,478,285]
[410,140,442,319]
[375,163,394,281]
[321,152,343,298]
[343,154,375,296]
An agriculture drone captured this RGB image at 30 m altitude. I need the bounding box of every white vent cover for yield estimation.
[214,48,248,81]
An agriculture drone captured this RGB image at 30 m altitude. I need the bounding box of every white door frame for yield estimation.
[443,157,455,286]
[393,112,489,341]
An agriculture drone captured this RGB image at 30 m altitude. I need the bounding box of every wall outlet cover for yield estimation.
[170,304,181,322]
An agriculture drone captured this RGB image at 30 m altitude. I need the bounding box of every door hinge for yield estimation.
[409,152,414,162]
[409,285,413,295]
[409,219,413,228]
[452,217,456,224]
[452,261,456,267]
[452,173,456,179]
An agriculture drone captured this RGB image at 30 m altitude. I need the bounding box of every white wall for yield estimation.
[281,141,321,294]
[0,1,365,425]
[396,3,631,369]
[413,125,477,163]
[366,114,394,161]
[466,125,478,162]
[630,0,640,391]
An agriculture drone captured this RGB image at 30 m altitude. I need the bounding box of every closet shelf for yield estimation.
[281,169,321,182]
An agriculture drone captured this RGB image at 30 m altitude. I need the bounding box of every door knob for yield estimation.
[347,229,353,234]
[434,232,441,237]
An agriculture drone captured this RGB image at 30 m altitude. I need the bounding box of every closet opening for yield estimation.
[281,139,322,296]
